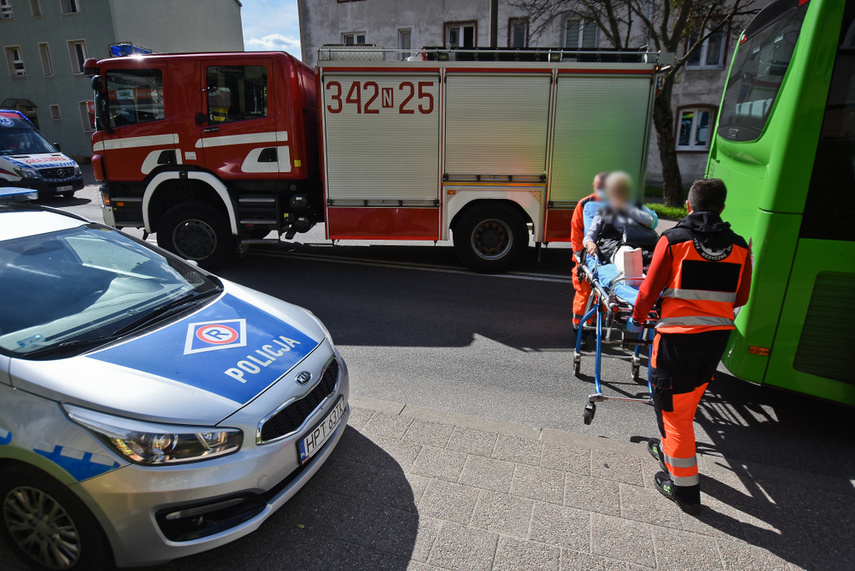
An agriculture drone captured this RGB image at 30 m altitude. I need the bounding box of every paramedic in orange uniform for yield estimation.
[630,179,752,514]
[571,171,609,345]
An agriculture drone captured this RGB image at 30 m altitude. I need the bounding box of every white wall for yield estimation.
[109,0,244,53]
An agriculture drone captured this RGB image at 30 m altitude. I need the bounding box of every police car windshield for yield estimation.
[0,122,58,155]
[0,223,221,358]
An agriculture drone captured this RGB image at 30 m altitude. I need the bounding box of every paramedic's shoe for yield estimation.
[648,438,668,473]
[654,471,701,515]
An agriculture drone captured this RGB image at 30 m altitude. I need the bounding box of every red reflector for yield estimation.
[748,346,770,356]
[740,34,747,44]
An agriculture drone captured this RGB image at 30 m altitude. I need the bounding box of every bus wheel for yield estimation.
[0,465,113,571]
[157,202,235,269]
[454,205,527,272]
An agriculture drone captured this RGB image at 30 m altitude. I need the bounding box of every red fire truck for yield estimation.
[85,49,663,270]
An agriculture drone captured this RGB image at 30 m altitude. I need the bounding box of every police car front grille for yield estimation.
[259,360,339,443]
[39,167,75,179]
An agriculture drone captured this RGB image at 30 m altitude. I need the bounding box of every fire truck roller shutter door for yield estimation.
[142,171,239,235]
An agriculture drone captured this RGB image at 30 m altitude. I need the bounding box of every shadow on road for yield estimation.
[139,428,419,570]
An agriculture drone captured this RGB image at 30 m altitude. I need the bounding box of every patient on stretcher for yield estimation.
[583,172,657,264]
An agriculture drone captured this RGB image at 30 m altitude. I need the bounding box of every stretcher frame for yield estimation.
[573,255,659,424]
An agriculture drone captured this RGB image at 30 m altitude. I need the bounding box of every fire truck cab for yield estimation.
[87,50,663,271]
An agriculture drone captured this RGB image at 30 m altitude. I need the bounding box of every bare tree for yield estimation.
[510,0,757,206]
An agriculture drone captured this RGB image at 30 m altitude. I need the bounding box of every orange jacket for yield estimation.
[570,193,598,252]
[633,211,752,334]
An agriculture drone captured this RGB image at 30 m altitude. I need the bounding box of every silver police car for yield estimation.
[0,189,349,569]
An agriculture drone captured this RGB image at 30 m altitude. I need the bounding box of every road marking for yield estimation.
[250,250,571,283]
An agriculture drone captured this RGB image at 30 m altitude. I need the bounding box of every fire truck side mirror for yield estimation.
[195,113,207,126]
[91,75,104,92]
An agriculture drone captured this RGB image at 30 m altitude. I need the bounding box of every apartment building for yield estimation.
[0,0,244,159]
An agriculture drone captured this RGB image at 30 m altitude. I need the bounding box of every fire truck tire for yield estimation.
[454,205,527,272]
[0,464,114,571]
[157,202,235,269]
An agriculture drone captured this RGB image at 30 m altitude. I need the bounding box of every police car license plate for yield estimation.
[298,396,346,464]
[57,185,73,191]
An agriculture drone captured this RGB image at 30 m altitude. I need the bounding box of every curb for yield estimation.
[350,395,855,496]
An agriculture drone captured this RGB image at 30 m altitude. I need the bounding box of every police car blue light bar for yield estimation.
[0,187,38,202]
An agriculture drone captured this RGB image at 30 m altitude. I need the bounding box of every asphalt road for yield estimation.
[39,179,855,482]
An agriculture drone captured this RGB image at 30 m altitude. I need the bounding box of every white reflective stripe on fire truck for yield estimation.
[195,131,289,149]
[240,146,291,174]
[141,149,183,175]
[92,133,180,152]
[143,171,239,235]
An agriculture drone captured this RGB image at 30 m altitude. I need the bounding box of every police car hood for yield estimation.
[9,281,326,425]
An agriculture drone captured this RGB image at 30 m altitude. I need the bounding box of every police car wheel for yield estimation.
[453,205,527,273]
[157,202,235,269]
[0,466,113,571]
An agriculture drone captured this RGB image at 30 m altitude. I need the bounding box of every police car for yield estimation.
[0,189,349,569]
[0,110,84,198]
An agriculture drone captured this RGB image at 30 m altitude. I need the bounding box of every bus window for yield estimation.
[717,2,807,142]
[800,2,855,242]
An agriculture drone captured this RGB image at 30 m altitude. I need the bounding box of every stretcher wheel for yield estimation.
[632,364,641,384]
[583,403,596,425]
[573,359,581,377]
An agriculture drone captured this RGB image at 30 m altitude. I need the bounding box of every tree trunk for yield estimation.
[652,78,685,207]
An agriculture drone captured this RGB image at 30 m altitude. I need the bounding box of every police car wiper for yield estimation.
[112,289,219,336]
[24,334,126,359]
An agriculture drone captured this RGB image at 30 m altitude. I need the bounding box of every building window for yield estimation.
[105,68,166,128]
[398,28,412,60]
[341,32,366,45]
[38,42,53,76]
[30,0,41,17]
[509,18,529,48]
[1,0,14,19]
[5,46,25,77]
[49,104,61,121]
[67,39,86,74]
[564,17,597,49]
[445,21,477,48]
[78,100,94,132]
[206,65,267,123]
[677,106,716,151]
[686,29,726,70]
[61,0,80,14]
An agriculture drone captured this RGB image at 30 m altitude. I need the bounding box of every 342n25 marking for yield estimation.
[326,81,434,115]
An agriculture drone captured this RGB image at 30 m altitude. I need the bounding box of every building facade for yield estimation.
[0,0,244,160]
[297,0,771,185]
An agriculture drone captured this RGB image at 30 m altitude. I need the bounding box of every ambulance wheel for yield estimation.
[0,465,113,571]
[583,403,596,425]
[157,202,235,269]
[454,205,527,273]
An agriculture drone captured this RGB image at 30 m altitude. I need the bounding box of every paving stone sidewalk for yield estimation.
[3,397,851,571]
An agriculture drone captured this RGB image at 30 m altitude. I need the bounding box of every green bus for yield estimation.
[707,0,855,405]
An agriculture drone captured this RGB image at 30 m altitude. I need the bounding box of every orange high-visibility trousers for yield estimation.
[660,383,707,502]
[572,266,592,327]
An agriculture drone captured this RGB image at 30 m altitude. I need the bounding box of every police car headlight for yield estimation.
[13,166,40,180]
[64,405,243,465]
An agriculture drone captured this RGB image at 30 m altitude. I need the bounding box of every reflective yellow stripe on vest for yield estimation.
[662,288,737,303]
[655,316,735,329]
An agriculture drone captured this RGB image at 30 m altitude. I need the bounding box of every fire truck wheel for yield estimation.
[0,465,114,571]
[454,205,527,272]
[157,202,235,269]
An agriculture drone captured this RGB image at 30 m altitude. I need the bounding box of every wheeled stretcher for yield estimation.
[574,202,660,425]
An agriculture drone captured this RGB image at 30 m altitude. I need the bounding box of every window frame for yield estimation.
[49,104,61,121]
[67,39,87,75]
[685,25,730,70]
[205,65,269,125]
[563,16,597,49]
[60,0,80,15]
[38,42,53,77]
[675,105,718,152]
[444,20,477,49]
[104,67,167,129]
[398,27,412,61]
[508,17,529,48]
[0,0,13,20]
[30,0,41,17]
[78,100,94,132]
[341,32,367,46]
[5,45,25,78]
